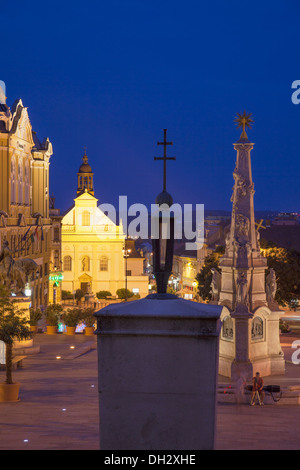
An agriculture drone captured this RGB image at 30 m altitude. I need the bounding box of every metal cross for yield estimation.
[154,129,175,191]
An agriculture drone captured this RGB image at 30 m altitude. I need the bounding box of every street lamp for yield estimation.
[122,247,131,301]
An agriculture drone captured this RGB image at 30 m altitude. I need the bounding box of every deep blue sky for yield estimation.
[2,0,300,213]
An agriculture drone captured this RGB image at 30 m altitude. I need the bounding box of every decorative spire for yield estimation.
[234,111,254,140]
[82,146,88,164]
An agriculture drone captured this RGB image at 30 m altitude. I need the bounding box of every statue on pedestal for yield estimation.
[236,271,249,308]
[266,268,277,305]
[0,241,37,294]
[210,268,221,302]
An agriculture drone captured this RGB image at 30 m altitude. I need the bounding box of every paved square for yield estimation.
[0,332,299,450]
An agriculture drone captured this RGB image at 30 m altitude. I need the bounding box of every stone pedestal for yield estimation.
[230,309,253,381]
[95,294,223,450]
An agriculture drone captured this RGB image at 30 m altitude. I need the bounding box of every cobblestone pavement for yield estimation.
[0,331,299,450]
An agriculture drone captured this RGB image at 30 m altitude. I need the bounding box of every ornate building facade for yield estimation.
[61,153,149,298]
[0,85,53,308]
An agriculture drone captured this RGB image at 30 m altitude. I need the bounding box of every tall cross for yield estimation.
[154,129,176,191]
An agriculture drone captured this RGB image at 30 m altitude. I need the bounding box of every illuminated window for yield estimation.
[100,256,108,272]
[63,256,72,271]
[82,211,90,226]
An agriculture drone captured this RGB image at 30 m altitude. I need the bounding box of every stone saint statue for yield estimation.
[210,268,221,301]
[236,271,249,307]
[266,268,277,304]
[0,240,14,278]
[0,240,37,293]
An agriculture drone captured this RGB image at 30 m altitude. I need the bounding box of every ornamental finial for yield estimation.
[234,111,254,139]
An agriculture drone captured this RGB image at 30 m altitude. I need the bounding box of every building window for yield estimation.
[82,211,90,226]
[63,256,72,271]
[18,159,23,204]
[126,270,132,276]
[100,256,108,272]
[24,161,30,205]
[54,250,59,269]
[10,157,16,204]
[53,227,60,241]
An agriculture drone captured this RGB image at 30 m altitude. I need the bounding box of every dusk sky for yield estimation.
[2,0,300,213]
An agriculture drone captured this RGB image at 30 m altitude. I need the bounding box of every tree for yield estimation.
[45,303,63,327]
[116,288,134,300]
[0,286,31,384]
[260,239,300,306]
[75,289,84,302]
[196,246,225,302]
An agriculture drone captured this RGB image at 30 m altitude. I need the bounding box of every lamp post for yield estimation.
[122,247,131,301]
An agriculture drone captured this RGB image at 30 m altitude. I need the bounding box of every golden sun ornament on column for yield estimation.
[234,111,254,138]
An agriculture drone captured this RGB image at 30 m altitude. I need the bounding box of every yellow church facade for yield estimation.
[61,190,126,295]
[61,154,149,298]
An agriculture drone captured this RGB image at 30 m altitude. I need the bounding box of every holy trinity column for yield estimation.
[216,112,285,379]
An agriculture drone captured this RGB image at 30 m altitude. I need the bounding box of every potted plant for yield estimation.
[45,304,63,334]
[29,307,42,333]
[61,308,82,335]
[0,286,31,402]
[81,307,96,335]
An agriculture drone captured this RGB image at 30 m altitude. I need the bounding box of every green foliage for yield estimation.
[0,286,31,384]
[260,240,300,306]
[61,308,82,327]
[61,290,73,300]
[75,289,84,301]
[29,308,42,326]
[116,288,134,300]
[96,290,112,299]
[196,246,225,301]
[45,304,63,327]
[81,307,96,327]
[279,319,290,333]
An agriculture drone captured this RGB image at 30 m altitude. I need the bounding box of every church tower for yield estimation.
[77,150,94,196]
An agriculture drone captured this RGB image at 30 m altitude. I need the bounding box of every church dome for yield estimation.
[78,151,93,173]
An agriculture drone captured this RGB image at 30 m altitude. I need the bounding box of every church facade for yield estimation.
[61,153,149,298]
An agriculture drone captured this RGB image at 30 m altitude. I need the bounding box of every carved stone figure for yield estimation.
[0,241,37,293]
[236,271,249,307]
[266,268,277,304]
[210,268,221,301]
[251,317,264,340]
[82,256,89,271]
[235,214,250,238]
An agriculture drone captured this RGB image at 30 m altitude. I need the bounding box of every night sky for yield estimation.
[2,0,300,213]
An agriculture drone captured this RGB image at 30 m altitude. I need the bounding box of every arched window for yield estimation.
[63,256,72,271]
[100,256,108,272]
[82,211,90,226]
[24,161,30,205]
